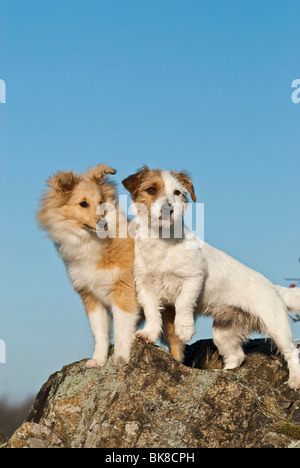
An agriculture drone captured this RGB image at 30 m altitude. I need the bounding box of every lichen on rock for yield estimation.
[6,339,300,448]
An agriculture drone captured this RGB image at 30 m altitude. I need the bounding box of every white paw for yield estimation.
[224,359,244,370]
[223,352,245,370]
[288,375,300,391]
[113,355,129,367]
[174,322,195,344]
[85,358,106,369]
[135,327,160,344]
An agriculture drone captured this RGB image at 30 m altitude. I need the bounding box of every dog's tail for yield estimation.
[275,285,300,317]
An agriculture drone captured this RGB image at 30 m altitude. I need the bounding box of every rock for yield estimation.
[0,433,8,446]
[7,339,300,448]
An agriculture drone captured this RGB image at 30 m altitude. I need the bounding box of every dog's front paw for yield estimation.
[135,327,160,344]
[174,322,195,344]
[85,358,107,369]
[113,355,129,367]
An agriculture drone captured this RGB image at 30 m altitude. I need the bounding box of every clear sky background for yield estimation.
[0,0,300,402]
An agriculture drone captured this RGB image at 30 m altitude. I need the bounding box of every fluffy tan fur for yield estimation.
[37,164,140,367]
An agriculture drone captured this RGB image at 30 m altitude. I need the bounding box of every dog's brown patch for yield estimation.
[162,306,186,362]
[122,166,197,206]
[112,271,139,314]
[121,166,151,199]
[77,289,100,313]
[171,170,197,203]
[136,172,165,211]
[97,236,135,270]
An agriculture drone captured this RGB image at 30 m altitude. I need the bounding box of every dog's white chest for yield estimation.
[58,237,119,303]
[134,238,204,303]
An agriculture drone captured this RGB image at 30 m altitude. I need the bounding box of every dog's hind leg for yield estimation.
[162,305,185,362]
[213,322,246,370]
[212,307,257,370]
[255,299,300,391]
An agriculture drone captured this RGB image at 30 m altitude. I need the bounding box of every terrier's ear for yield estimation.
[47,170,80,195]
[122,166,150,198]
[173,171,197,202]
[122,173,142,197]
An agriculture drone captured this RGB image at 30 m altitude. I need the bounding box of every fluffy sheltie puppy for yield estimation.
[122,166,300,390]
[37,164,140,367]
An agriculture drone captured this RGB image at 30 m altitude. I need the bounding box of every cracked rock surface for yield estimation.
[7,339,300,448]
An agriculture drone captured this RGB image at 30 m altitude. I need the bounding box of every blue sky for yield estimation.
[0,0,300,402]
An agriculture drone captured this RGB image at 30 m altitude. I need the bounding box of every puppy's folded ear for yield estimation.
[47,171,80,195]
[173,171,197,202]
[122,166,150,198]
[85,164,117,183]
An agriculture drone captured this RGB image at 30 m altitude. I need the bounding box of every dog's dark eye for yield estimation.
[79,201,89,208]
[174,190,181,196]
[146,187,157,195]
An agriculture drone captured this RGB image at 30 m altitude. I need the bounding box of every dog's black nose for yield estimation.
[161,202,174,214]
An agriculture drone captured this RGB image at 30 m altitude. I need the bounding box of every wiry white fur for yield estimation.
[275,286,300,315]
[134,171,300,390]
[112,305,139,366]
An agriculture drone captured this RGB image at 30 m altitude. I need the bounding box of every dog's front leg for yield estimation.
[112,304,140,367]
[135,286,162,344]
[78,290,110,368]
[174,276,202,343]
[85,301,111,368]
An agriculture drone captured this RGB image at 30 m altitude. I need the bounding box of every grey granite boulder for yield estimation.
[7,339,300,448]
